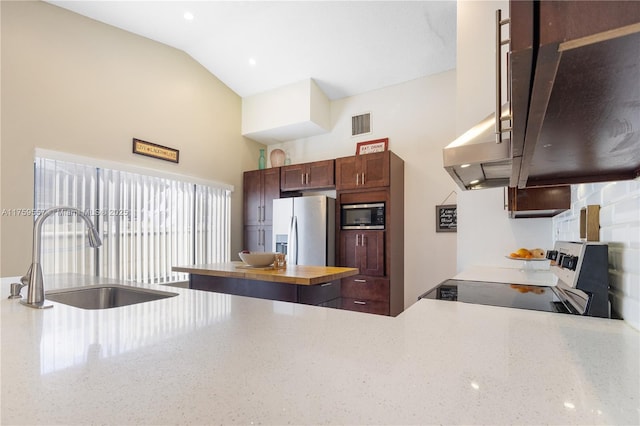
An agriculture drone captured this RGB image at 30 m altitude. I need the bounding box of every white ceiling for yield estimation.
[47,1,457,101]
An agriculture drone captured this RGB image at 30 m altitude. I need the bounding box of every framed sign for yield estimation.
[356,138,388,155]
[436,204,457,232]
[133,138,179,163]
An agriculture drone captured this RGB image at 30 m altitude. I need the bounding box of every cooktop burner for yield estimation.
[419,279,572,314]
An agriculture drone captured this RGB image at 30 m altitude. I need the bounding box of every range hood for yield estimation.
[443,108,512,190]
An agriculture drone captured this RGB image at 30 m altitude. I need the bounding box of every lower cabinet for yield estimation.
[339,275,390,315]
[298,281,340,305]
[243,225,272,252]
[339,298,389,316]
[190,274,340,306]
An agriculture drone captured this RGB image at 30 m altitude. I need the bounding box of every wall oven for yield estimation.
[341,202,385,230]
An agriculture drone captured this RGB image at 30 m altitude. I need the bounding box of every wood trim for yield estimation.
[559,22,640,52]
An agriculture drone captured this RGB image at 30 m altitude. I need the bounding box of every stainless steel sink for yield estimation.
[46,284,178,310]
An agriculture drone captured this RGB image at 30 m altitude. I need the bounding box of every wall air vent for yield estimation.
[352,112,371,136]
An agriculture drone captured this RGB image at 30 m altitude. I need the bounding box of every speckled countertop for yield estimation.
[1,275,638,425]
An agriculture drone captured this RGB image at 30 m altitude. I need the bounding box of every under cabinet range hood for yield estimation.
[443,109,512,190]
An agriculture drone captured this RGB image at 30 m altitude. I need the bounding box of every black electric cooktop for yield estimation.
[419,279,572,314]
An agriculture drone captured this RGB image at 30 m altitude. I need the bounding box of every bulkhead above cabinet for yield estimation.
[241,79,330,144]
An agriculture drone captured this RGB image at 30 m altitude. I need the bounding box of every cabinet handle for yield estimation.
[320,283,332,287]
[356,173,359,185]
[354,300,366,305]
[495,9,512,143]
[301,173,305,185]
[306,173,309,185]
[361,172,365,185]
[361,234,366,245]
[355,234,360,246]
[354,279,367,283]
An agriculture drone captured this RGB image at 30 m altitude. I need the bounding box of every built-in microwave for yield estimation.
[341,202,385,230]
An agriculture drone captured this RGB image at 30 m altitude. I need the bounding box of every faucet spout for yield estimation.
[21,207,102,309]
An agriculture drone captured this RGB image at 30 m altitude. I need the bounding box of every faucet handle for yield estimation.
[8,282,26,299]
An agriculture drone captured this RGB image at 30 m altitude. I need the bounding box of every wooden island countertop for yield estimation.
[172,262,358,286]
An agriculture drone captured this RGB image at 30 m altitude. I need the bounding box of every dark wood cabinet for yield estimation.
[190,274,339,306]
[510,1,640,188]
[339,231,385,277]
[243,168,280,251]
[341,276,389,302]
[336,152,404,316]
[507,185,571,218]
[280,159,335,191]
[335,151,390,190]
[339,298,389,316]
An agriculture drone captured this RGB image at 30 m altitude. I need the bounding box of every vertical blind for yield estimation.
[34,156,231,283]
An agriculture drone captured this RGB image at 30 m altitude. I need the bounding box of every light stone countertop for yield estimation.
[1,275,638,425]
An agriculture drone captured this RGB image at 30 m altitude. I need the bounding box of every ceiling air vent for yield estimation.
[352,112,371,136]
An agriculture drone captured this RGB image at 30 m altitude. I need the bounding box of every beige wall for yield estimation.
[270,71,459,308]
[0,1,263,276]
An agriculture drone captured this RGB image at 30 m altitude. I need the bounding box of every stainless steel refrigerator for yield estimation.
[272,195,335,266]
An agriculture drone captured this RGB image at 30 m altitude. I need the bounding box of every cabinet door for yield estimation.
[243,170,262,226]
[360,152,390,188]
[507,186,570,218]
[262,168,280,225]
[335,156,359,190]
[243,225,271,252]
[338,230,384,276]
[280,164,306,191]
[338,231,360,269]
[306,160,335,189]
[243,225,261,252]
[360,231,385,276]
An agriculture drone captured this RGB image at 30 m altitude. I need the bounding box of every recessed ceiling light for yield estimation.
[248,58,257,66]
[469,179,480,185]
[183,11,194,21]
[460,163,471,168]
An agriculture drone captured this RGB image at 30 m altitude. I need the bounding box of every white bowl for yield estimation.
[238,251,276,267]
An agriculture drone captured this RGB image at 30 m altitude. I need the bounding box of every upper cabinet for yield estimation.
[335,151,391,190]
[280,159,335,192]
[510,1,640,188]
[507,185,571,219]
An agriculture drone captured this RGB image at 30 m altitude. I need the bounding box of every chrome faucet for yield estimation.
[19,207,102,309]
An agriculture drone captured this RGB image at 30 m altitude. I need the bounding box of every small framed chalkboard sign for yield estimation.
[436,204,457,233]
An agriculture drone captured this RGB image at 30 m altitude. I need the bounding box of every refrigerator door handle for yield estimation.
[289,215,298,265]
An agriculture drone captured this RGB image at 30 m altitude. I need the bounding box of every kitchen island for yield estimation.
[1,275,638,425]
[172,262,358,305]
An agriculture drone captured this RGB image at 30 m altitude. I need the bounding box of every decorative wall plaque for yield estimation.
[132,138,179,163]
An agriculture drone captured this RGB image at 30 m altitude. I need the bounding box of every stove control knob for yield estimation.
[561,255,578,271]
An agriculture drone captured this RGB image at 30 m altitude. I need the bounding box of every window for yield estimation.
[34,151,231,284]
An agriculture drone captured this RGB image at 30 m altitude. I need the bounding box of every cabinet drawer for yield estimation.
[341,276,389,302]
[340,298,389,316]
[298,281,341,305]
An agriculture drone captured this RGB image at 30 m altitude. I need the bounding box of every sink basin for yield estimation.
[46,284,178,310]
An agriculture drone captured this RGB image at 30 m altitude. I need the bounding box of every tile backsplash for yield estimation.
[553,180,640,330]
